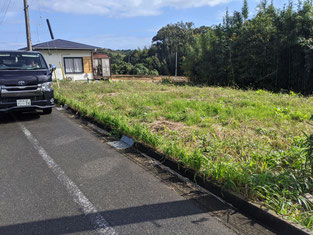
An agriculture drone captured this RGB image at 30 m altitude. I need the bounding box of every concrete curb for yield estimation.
[135,142,312,235]
[55,102,313,235]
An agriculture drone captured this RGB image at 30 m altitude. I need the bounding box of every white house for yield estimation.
[21,39,110,81]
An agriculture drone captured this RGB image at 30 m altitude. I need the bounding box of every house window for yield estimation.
[64,57,83,74]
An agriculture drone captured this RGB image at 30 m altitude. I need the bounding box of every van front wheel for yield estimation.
[42,108,52,114]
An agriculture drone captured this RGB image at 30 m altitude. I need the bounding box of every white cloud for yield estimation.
[32,0,232,18]
[0,34,151,51]
[75,34,152,50]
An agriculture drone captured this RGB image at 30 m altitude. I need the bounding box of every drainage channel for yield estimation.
[58,107,280,235]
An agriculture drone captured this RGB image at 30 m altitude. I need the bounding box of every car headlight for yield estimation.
[41,82,53,91]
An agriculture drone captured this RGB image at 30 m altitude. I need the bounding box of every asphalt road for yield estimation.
[0,109,238,235]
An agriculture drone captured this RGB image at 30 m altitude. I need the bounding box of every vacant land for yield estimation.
[111,75,188,82]
[55,81,313,230]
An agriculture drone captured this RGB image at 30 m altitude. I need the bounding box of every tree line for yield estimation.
[99,22,207,77]
[104,0,313,94]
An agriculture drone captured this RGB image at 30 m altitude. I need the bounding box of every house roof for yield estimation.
[20,39,99,51]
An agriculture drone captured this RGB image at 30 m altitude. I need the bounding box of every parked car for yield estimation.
[0,51,55,114]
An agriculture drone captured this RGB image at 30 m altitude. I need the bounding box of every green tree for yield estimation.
[242,0,249,21]
[152,22,195,75]
[183,0,313,94]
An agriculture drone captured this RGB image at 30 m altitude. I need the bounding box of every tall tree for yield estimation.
[242,0,249,21]
[183,0,313,94]
[152,22,195,75]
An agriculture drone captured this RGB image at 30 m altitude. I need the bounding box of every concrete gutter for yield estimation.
[135,142,312,235]
[55,101,313,235]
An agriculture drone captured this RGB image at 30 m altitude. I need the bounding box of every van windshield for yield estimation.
[0,52,47,70]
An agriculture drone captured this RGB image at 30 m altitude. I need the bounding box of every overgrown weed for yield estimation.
[55,81,313,230]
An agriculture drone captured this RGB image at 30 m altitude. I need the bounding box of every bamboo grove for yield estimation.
[105,0,313,94]
[183,0,313,94]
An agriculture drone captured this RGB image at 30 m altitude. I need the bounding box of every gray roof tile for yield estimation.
[20,39,99,50]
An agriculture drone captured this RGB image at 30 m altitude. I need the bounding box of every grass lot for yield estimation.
[55,80,313,230]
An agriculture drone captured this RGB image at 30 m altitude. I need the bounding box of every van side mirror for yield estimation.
[49,64,56,72]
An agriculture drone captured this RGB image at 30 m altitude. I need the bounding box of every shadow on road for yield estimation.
[0,195,233,235]
[0,111,42,124]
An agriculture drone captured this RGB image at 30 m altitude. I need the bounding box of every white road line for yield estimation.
[19,123,116,235]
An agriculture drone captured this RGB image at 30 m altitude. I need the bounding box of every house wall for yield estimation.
[40,50,94,81]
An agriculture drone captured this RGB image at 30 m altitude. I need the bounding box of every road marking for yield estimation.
[19,123,116,235]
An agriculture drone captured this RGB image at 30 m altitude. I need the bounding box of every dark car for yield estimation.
[0,51,55,114]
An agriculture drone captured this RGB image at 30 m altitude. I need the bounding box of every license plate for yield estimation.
[16,99,31,106]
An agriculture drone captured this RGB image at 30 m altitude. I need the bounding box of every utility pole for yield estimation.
[175,51,177,77]
[23,0,32,51]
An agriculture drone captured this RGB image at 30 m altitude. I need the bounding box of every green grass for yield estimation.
[55,80,313,230]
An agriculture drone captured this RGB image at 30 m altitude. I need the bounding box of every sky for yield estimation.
[0,0,289,50]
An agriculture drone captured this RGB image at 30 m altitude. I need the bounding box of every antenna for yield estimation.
[46,19,54,40]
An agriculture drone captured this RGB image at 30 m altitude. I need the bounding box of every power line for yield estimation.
[0,0,12,25]
[0,2,9,16]
[34,0,48,44]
